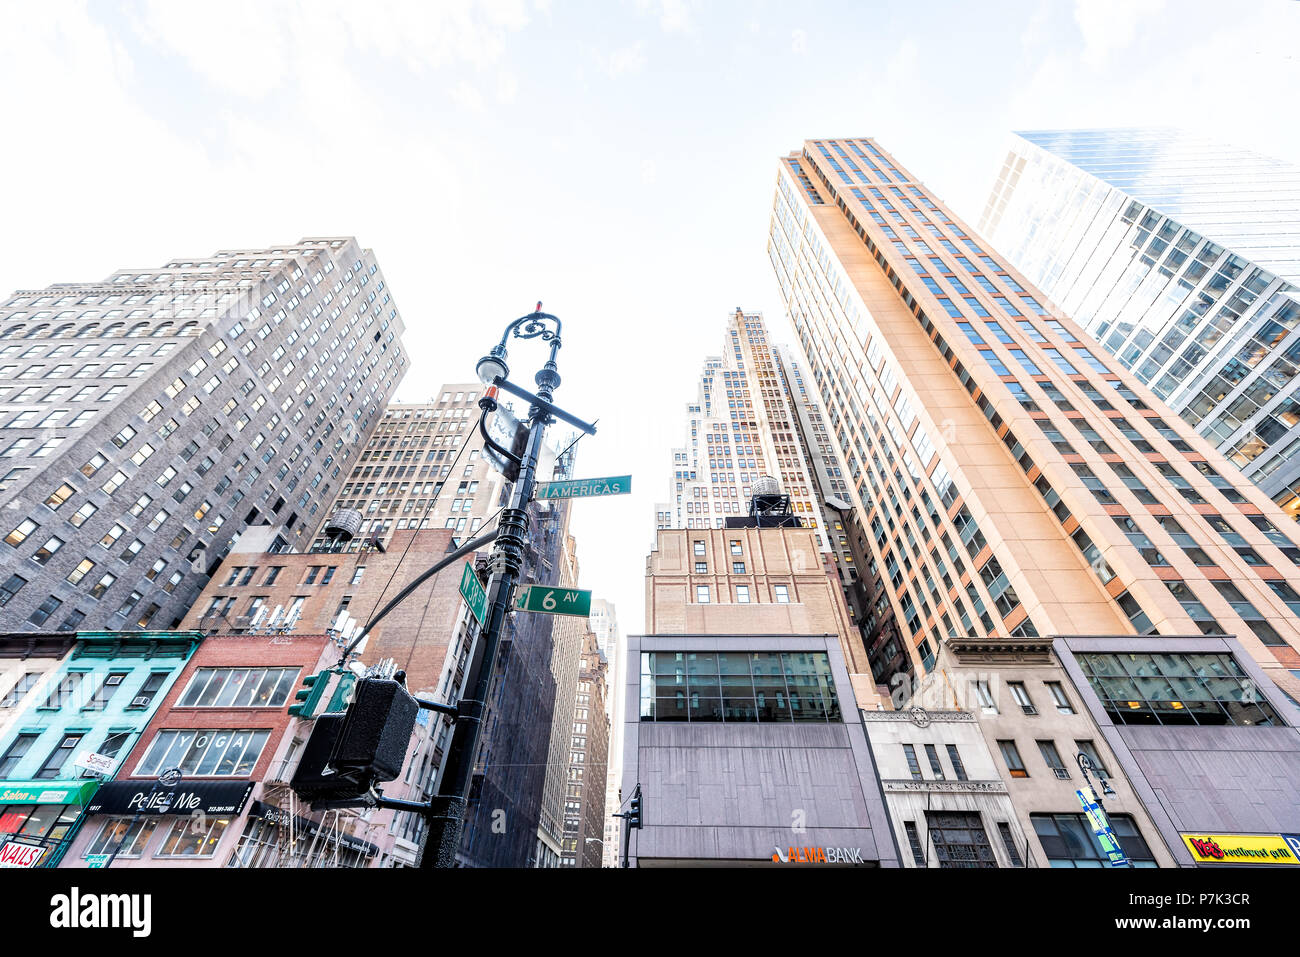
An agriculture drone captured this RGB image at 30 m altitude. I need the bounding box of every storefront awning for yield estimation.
[0,780,100,806]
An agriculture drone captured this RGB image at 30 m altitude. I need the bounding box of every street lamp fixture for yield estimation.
[475,350,509,386]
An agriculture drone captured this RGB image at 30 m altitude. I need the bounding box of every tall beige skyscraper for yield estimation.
[768,138,1300,703]
[655,309,827,547]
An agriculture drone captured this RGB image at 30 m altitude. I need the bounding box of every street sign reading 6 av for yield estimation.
[514,585,592,618]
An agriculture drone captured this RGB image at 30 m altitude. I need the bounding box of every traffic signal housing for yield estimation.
[288,676,419,808]
[287,670,328,719]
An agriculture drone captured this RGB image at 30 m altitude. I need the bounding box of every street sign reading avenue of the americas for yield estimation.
[514,585,593,617]
[534,475,631,500]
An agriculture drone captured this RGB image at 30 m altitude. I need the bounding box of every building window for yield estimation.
[40,672,86,710]
[1031,813,1156,868]
[774,585,790,603]
[83,673,128,711]
[903,744,923,780]
[1037,740,1070,779]
[640,651,839,723]
[1,673,41,709]
[903,821,927,866]
[1075,652,1281,726]
[134,728,270,777]
[1045,682,1074,714]
[1007,681,1036,715]
[154,816,231,858]
[924,743,945,779]
[85,817,159,860]
[735,584,750,603]
[945,744,968,781]
[998,739,1028,778]
[997,822,1024,867]
[694,562,708,574]
[693,541,705,557]
[730,540,743,556]
[696,585,710,603]
[36,732,83,779]
[0,732,39,776]
[127,672,168,710]
[973,680,997,714]
[732,561,746,574]
[176,668,300,708]
[925,810,996,868]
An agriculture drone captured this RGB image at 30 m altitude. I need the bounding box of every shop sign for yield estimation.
[1181,833,1300,865]
[0,840,46,868]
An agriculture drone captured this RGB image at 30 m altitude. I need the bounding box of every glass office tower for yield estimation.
[981,129,1300,517]
[768,137,1300,703]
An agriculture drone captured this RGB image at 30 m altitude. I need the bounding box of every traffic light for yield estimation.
[288,676,418,808]
[627,785,642,829]
[331,676,418,782]
[287,670,328,719]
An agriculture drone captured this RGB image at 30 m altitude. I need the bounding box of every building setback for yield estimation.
[0,237,407,634]
[768,137,1300,705]
[980,129,1300,516]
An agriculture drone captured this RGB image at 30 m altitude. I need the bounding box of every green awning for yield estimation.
[0,780,100,806]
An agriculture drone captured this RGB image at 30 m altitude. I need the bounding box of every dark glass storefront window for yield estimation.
[1032,813,1157,867]
[1076,652,1281,726]
[640,652,840,723]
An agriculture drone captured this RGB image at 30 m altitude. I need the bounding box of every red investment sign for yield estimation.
[0,840,46,868]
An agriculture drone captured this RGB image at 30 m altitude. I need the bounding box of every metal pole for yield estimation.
[417,351,560,868]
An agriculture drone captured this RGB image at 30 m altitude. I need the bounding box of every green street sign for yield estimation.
[515,584,592,618]
[534,475,631,500]
[86,854,110,868]
[459,561,489,626]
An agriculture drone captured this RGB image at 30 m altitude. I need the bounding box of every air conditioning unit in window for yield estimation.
[129,696,152,709]
[1020,704,1037,716]
[1052,767,1070,780]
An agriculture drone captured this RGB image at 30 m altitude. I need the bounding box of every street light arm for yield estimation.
[338,525,501,665]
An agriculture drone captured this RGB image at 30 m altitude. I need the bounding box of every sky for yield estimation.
[2,0,1299,641]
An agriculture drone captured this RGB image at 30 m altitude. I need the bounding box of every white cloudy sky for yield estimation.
[2,0,1298,639]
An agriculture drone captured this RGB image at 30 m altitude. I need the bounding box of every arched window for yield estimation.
[151,321,175,337]
[178,321,200,337]
[50,323,76,337]
[126,321,150,337]
[2,325,26,339]
[74,323,99,338]
[22,323,49,339]
[99,322,125,338]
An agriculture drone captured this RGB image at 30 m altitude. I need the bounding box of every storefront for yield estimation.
[227,799,379,868]
[0,780,101,868]
[65,779,254,867]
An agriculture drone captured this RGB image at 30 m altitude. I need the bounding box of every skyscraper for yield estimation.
[980,129,1300,516]
[0,237,407,633]
[768,138,1300,704]
[588,598,624,868]
[655,309,827,545]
